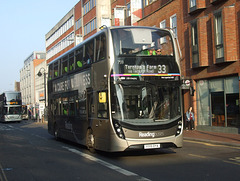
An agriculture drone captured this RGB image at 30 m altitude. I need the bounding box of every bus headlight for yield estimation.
[176,120,182,136]
[113,120,125,139]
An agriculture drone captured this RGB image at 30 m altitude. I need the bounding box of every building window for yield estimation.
[160,20,166,44]
[84,18,96,36]
[191,20,199,67]
[170,14,177,38]
[197,77,240,129]
[190,0,196,8]
[189,0,197,12]
[214,12,224,62]
[46,16,74,48]
[144,0,156,6]
[83,0,96,15]
[127,3,131,17]
[75,18,82,30]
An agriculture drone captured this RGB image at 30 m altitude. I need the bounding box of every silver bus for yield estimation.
[0,91,22,122]
[48,26,183,152]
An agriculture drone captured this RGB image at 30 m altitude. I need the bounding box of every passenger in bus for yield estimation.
[149,48,156,55]
[156,49,162,55]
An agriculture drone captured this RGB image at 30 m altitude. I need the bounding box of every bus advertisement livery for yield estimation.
[48,26,183,152]
[0,91,22,122]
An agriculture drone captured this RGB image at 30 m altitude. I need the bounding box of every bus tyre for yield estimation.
[86,128,95,153]
[54,123,59,141]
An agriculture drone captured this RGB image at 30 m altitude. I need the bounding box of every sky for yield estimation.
[0,0,80,93]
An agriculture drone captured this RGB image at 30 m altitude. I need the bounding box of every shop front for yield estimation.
[197,76,240,134]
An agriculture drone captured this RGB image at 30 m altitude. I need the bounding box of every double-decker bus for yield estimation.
[48,26,183,152]
[0,91,22,122]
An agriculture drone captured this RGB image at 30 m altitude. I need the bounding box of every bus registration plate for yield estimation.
[144,144,160,149]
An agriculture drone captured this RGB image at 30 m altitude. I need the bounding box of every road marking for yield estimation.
[223,160,240,166]
[62,146,151,181]
[184,140,240,150]
[0,125,14,131]
[229,157,240,162]
[0,163,8,181]
[188,154,206,159]
[223,157,240,166]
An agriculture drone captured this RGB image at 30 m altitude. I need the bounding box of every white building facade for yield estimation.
[20,51,46,119]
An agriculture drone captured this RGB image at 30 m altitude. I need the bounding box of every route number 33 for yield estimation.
[158,65,167,73]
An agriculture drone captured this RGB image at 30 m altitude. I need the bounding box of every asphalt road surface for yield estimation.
[0,120,239,181]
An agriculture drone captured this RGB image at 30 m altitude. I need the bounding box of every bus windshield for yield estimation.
[110,27,181,126]
[5,92,21,103]
[111,82,181,125]
[111,27,174,57]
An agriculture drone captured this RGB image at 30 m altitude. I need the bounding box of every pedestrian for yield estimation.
[186,106,195,130]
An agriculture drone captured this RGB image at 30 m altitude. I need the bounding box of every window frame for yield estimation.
[214,11,224,63]
[170,14,177,38]
[191,20,199,67]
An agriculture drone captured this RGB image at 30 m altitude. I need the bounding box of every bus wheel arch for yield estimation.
[86,128,95,153]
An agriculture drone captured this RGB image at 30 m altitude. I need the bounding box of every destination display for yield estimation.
[124,64,168,74]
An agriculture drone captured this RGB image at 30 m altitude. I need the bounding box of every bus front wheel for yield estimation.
[86,128,95,153]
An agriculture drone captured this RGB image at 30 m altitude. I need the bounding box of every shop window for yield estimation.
[197,77,240,129]
[226,94,239,127]
[211,92,225,126]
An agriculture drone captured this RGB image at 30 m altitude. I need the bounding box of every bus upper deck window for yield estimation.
[96,34,106,61]
[75,47,83,69]
[62,57,68,75]
[54,61,59,78]
[69,53,74,71]
[49,64,53,80]
[85,40,94,64]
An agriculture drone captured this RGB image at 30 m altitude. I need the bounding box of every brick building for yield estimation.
[135,0,240,134]
[46,0,111,64]
[44,0,239,133]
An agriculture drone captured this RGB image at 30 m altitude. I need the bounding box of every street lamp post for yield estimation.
[37,67,47,121]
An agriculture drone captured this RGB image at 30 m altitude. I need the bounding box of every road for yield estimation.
[0,120,239,181]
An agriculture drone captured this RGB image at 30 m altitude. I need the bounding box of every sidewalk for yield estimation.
[183,129,240,147]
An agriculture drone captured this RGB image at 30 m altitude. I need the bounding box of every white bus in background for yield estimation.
[0,91,22,122]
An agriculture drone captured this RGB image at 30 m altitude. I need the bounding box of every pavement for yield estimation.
[183,129,240,147]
